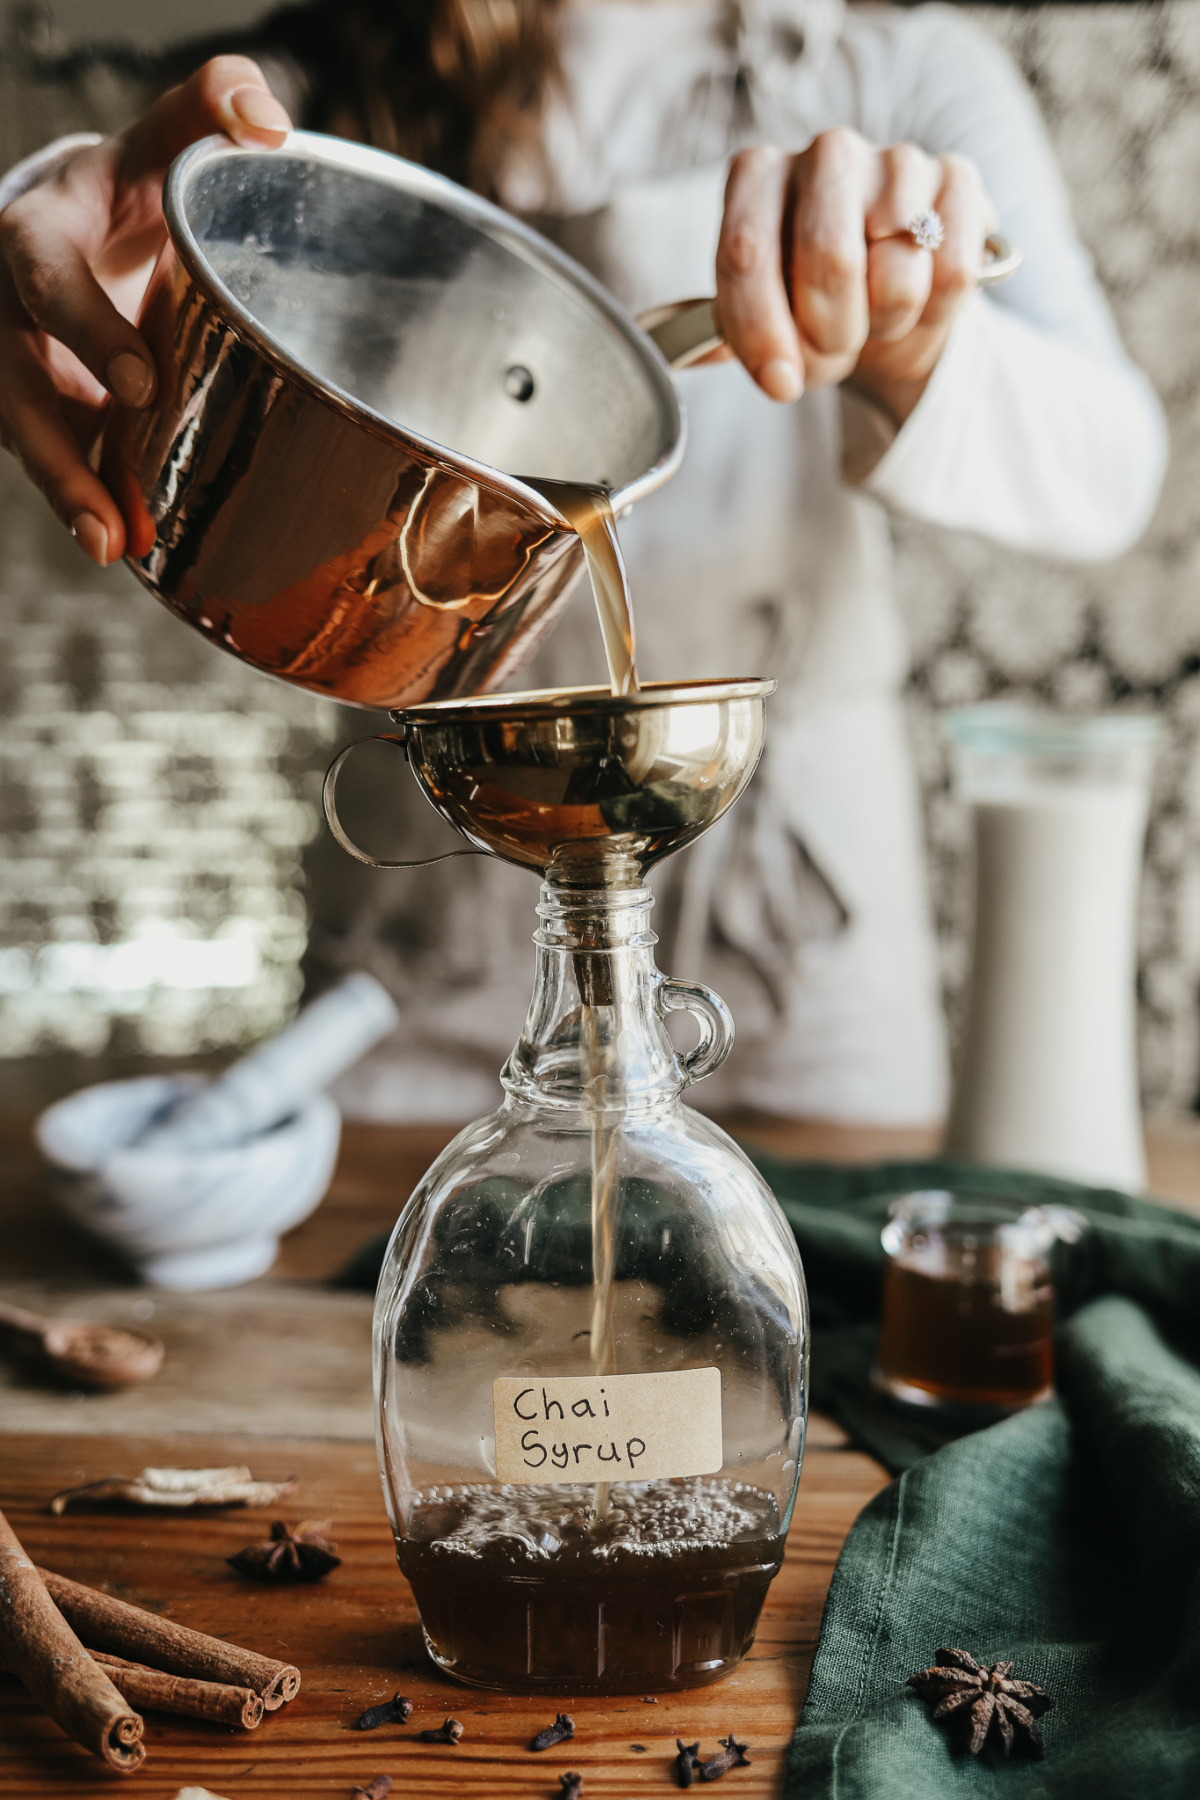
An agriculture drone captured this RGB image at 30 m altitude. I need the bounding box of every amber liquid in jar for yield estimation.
[395,1479,783,1693]
[876,1241,1054,1408]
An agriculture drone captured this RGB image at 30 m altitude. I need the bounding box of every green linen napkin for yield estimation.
[756,1155,1200,1793]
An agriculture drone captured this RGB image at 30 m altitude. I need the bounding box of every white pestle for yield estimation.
[139,972,400,1152]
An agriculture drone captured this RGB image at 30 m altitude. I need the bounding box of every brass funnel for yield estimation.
[324,678,774,883]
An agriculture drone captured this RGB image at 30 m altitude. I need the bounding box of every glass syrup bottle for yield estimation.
[374,873,808,1693]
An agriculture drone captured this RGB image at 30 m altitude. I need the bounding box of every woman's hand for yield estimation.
[714,131,995,424]
[0,57,290,566]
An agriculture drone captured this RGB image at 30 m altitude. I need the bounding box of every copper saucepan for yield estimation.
[102,131,1019,712]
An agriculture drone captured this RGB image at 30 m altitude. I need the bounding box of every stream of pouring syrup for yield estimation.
[529,481,639,698]
[529,479,641,1519]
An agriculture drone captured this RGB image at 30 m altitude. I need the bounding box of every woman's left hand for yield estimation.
[713,130,995,424]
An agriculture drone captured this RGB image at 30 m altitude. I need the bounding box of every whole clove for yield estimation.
[560,1776,583,1799]
[532,1712,575,1751]
[356,1692,413,1731]
[675,1738,702,1787]
[227,1519,341,1582]
[700,1734,751,1781]
[419,1716,464,1744]
[351,1780,392,1800]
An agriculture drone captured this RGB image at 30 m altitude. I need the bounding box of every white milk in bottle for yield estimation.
[943,706,1159,1190]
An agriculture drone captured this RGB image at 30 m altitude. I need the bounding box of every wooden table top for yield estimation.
[2,1110,1197,1797]
[0,1423,889,1799]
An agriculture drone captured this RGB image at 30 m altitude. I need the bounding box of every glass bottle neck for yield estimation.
[501,882,685,1114]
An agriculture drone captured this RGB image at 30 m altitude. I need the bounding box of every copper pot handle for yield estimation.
[322,734,485,870]
[639,233,1022,371]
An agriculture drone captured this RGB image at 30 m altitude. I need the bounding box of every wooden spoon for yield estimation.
[0,1301,164,1389]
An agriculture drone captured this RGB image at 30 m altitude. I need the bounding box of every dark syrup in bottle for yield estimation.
[395,1478,784,1692]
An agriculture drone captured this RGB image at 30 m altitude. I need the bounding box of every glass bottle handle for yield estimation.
[322,733,485,870]
[656,976,734,1084]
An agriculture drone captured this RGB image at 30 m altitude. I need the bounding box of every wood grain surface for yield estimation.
[0,1426,889,1799]
[4,1112,1195,1795]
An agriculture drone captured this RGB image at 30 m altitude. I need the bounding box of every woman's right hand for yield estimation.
[0,56,290,567]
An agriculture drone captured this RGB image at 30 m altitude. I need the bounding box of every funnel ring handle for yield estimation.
[657,977,734,1084]
[323,735,484,870]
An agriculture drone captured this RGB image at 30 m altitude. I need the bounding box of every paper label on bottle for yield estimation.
[492,1368,723,1486]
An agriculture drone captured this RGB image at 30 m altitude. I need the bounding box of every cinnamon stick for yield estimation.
[0,1508,145,1773]
[37,1568,300,1709]
[92,1653,264,1729]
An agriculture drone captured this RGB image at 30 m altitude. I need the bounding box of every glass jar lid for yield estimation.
[943,702,1160,757]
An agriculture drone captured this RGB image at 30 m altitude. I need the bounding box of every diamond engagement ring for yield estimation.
[908,208,945,252]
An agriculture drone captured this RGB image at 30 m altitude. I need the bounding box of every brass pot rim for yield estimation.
[391,677,777,726]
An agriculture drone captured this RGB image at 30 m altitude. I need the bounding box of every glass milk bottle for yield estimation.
[943,705,1159,1190]
[373,878,808,1693]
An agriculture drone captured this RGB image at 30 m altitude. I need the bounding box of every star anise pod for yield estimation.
[227,1518,341,1581]
[907,1646,1053,1757]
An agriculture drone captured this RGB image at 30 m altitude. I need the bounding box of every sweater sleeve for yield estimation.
[849,3,1166,562]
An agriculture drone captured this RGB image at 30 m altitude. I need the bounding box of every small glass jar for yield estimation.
[873,1191,1077,1410]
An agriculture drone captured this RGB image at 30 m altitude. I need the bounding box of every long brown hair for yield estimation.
[31,0,562,197]
[238,0,564,195]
